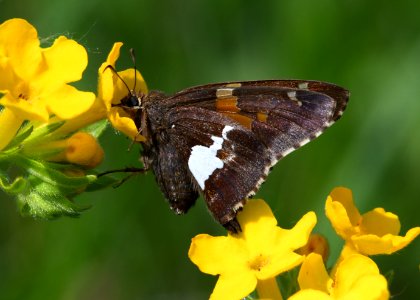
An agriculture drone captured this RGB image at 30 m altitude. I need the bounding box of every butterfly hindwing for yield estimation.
[162,106,270,227]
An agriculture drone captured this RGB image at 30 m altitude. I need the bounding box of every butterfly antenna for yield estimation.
[103,64,132,94]
[129,48,137,93]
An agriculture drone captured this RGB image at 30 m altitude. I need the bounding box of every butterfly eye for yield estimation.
[121,94,140,108]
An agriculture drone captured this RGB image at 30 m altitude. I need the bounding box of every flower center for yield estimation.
[18,93,28,100]
[249,254,270,272]
[13,82,31,102]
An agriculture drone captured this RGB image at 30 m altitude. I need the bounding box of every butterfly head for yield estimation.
[114,90,144,110]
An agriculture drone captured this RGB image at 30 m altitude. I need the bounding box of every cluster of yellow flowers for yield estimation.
[1,18,418,300]
[0,19,146,218]
[189,188,419,299]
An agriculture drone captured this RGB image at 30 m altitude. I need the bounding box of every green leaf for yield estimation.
[16,176,90,219]
[22,121,65,145]
[0,175,28,194]
[82,119,109,138]
[11,154,96,192]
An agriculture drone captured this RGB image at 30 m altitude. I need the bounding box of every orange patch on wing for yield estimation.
[216,97,240,113]
[257,112,268,122]
[222,112,253,129]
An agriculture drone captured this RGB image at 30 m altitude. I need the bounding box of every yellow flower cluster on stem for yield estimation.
[189,188,419,300]
[0,18,129,219]
[0,18,153,220]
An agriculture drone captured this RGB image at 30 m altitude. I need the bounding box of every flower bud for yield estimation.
[64,132,104,168]
[298,233,330,262]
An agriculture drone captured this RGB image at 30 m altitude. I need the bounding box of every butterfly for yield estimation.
[107,74,349,232]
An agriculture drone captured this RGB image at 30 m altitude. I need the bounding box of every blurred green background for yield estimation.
[1,0,419,299]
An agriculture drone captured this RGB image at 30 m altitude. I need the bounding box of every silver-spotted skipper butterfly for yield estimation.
[104,64,349,232]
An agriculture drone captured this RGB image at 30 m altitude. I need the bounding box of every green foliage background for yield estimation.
[1,0,419,299]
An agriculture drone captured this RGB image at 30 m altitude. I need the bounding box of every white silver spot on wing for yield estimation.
[232,202,243,213]
[216,88,234,98]
[325,120,334,127]
[314,130,323,138]
[298,82,309,89]
[299,137,311,147]
[281,147,295,157]
[188,125,234,189]
[287,91,302,106]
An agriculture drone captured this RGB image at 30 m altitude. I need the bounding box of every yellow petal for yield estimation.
[98,43,123,105]
[0,18,42,80]
[115,68,148,100]
[38,36,88,87]
[108,107,146,141]
[210,272,257,300]
[333,255,389,300]
[256,278,283,300]
[52,98,107,136]
[105,42,123,68]
[289,289,332,300]
[329,187,362,225]
[1,92,49,121]
[188,234,248,275]
[338,275,389,300]
[238,199,278,249]
[258,250,304,280]
[325,195,359,240]
[0,107,24,150]
[46,85,95,120]
[273,212,317,251]
[0,57,16,91]
[98,66,115,109]
[331,243,358,276]
[297,253,331,292]
[352,226,420,255]
[360,208,400,236]
[239,202,316,251]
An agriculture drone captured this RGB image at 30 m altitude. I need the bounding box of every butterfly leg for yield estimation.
[97,167,147,188]
[97,167,146,177]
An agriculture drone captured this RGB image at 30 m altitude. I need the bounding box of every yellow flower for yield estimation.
[188,199,317,300]
[325,187,420,256]
[0,18,95,151]
[0,18,95,121]
[289,253,389,300]
[98,42,148,141]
